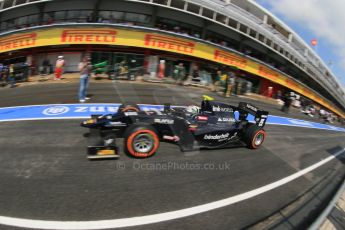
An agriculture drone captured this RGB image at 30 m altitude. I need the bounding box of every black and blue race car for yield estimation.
[81,96,269,159]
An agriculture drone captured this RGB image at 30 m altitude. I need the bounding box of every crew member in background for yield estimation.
[225,72,235,97]
[236,78,242,95]
[78,55,92,103]
[158,60,165,79]
[0,63,3,86]
[26,55,33,77]
[174,62,186,85]
[211,69,221,92]
[54,56,65,80]
[210,69,217,92]
[319,108,326,120]
[281,92,292,113]
[267,86,273,98]
[43,59,50,75]
[246,81,253,94]
[8,64,16,88]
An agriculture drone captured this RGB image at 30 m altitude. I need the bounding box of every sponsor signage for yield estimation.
[0,104,167,121]
[214,50,247,69]
[246,104,258,112]
[258,66,280,82]
[204,133,230,140]
[197,116,208,121]
[0,104,121,121]
[212,105,233,113]
[43,106,70,116]
[285,79,300,89]
[154,118,174,124]
[61,29,117,43]
[218,117,235,122]
[0,33,36,51]
[144,34,195,54]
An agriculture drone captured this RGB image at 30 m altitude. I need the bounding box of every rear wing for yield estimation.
[238,102,269,127]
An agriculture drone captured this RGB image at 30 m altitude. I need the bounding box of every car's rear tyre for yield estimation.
[124,125,160,158]
[243,124,266,149]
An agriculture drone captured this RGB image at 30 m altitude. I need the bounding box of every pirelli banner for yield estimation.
[0,26,344,117]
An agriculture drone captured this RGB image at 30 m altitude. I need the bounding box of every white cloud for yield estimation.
[256,0,345,87]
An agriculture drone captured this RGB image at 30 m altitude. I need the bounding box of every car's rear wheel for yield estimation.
[243,124,266,149]
[124,125,160,158]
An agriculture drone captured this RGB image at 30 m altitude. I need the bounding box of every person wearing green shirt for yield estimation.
[173,62,186,84]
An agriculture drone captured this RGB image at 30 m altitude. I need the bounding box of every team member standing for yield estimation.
[173,62,186,85]
[225,72,235,97]
[54,56,65,80]
[78,55,92,103]
[0,63,4,86]
[281,92,292,113]
[8,64,16,88]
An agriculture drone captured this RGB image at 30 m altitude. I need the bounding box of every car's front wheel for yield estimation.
[124,125,160,158]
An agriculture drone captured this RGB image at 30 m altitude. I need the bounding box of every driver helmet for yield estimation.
[186,105,200,115]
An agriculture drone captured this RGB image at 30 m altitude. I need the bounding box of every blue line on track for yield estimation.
[0,104,344,132]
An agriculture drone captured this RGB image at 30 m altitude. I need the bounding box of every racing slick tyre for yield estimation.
[124,124,160,158]
[119,104,140,113]
[243,124,266,149]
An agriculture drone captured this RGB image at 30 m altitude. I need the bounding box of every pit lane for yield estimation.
[0,82,344,230]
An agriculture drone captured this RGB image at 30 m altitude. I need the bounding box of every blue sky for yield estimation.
[255,0,345,89]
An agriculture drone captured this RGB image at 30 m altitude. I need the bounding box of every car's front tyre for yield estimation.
[124,124,160,158]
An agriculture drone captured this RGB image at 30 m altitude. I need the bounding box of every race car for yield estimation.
[81,96,269,159]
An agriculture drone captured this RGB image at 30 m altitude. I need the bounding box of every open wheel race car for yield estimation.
[81,96,269,159]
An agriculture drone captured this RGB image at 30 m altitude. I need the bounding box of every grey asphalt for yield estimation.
[0,81,344,230]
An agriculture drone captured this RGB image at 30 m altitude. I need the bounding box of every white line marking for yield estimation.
[0,148,344,230]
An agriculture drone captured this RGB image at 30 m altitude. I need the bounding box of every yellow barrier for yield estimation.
[0,26,344,117]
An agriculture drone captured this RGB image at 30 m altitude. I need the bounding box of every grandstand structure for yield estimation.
[0,0,344,117]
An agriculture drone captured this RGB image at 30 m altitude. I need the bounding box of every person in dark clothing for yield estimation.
[281,92,292,113]
[225,72,235,97]
[0,64,4,86]
[8,64,16,88]
[211,69,220,92]
[42,59,50,75]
